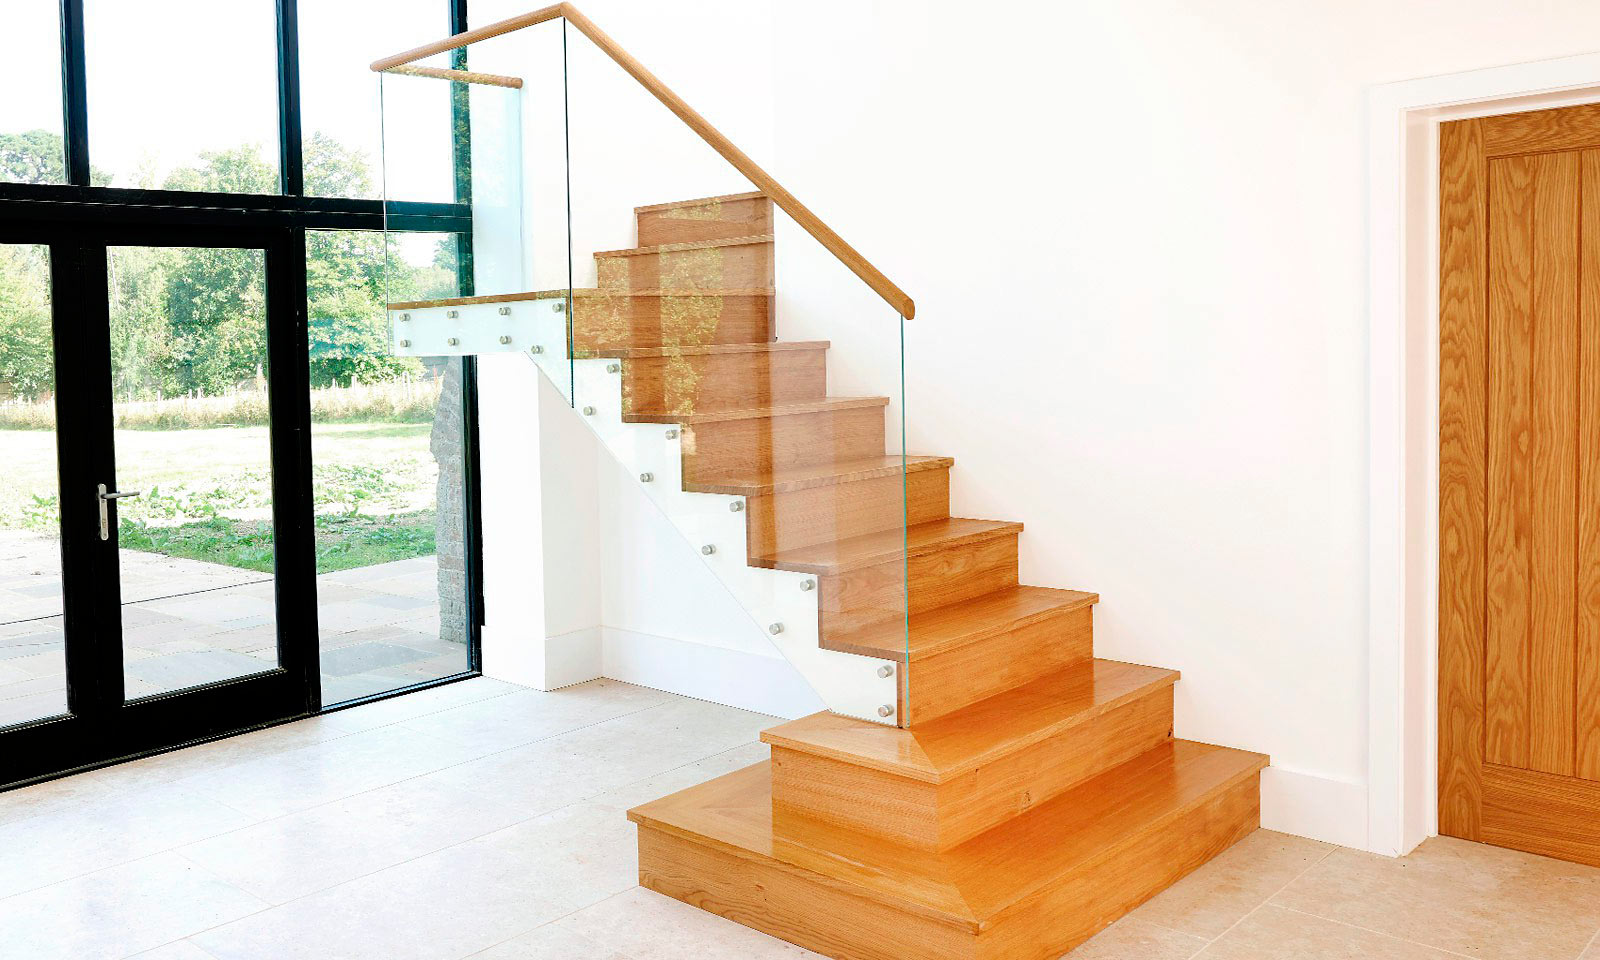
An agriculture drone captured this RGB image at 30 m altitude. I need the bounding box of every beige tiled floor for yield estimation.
[1,676,1598,960]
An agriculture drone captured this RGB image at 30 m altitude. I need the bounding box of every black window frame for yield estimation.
[0,0,485,731]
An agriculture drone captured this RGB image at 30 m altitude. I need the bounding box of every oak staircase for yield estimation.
[600,193,1266,959]
[371,7,1268,955]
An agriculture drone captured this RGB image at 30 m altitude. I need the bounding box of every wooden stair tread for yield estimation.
[623,396,888,425]
[595,234,774,258]
[635,190,766,213]
[753,516,1021,575]
[582,341,826,360]
[628,738,1269,931]
[386,286,774,310]
[823,584,1098,661]
[686,455,952,496]
[762,659,1177,783]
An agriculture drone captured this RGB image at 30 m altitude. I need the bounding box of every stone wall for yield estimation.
[429,359,469,646]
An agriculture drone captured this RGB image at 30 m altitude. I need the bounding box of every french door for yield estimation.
[0,223,318,787]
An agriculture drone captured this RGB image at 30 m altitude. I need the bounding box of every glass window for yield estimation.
[300,0,456,201]
[84,0,281,193]
[0,244,68,727]
[307,230,470,704]
[0,5,66,185]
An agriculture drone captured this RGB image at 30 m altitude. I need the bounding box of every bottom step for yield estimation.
[627,739,1268,960]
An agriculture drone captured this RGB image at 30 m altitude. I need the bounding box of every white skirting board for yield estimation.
[600,626,825,721]
[1260,764,1370,851]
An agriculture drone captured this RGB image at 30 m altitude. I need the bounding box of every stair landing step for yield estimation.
[629,739,1268,941]
[635,190,767,213]
[754,516,1021,576]
[761,659,1177,783]
[687,455,952,496]
[624,396,888,425]
[823,584,1097,661]
[585,341,826,360]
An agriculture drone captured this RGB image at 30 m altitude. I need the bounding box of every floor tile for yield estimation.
[1272,836,1600,960]
[590,740,771,811]
[190,834,571,960]
[170,720,487,820]
[0,852,266,960]
[554,887,823,959]
[131,941,224,959]
[1196,904,1462,959]
[85,714,366,793]
[1133,829,1334,939]
[315,675,522,734]
[1582,931,1600,960]
[0,781,256,899]
[468,923,633,959]
[176,775,532,904]
[397,679,675,755]
[1063,916,1207,959]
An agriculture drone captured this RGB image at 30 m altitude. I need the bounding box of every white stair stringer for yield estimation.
[551,352,900,726]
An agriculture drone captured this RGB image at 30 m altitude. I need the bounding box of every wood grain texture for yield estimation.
[630,742,1266,959]
[369,2,564,70]
[685,454,950,497]
[1483,763,1600,866]
[1484,102,1600,158]
[819,532,1019,641]
[1581,151,1600,782]
[771,679,1173,851]
[744,467,948,558]
[381,64,523,88]
[619,341,826,417]
[636,193,773,246]
[1486,151,1579,776]
[1439,117,1489,839]
[679,403,886,480]
[596,236,773,292]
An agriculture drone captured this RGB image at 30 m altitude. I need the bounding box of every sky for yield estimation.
[2,0,469,231]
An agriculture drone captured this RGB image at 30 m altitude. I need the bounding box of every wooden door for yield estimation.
[1440,102,1600,867]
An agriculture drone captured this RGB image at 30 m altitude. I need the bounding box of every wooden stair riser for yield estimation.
[621,348,827,417]
[571,292,773,351]
[905,604,1095,725]
[818,533,1020,641]
[683,406,887,481]
[746,469,949,558]
[598,239,773,291]
[637,194,774,246]
[771,686,1175,851]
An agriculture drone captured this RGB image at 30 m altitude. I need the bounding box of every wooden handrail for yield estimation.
[369,3,915,320]
[385,64,523,89]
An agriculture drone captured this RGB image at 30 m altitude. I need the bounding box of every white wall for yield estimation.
[766,0,1600,849]
[466,0,1600,851]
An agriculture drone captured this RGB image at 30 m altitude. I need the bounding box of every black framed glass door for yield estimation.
[0,223,318,786]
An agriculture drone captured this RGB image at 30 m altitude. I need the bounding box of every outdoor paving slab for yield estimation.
[319,642,443,678]
[125,650,278,692]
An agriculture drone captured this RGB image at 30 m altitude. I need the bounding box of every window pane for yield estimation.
[0,5,66,185]
[300,0,456,200]
[108,246,282,699]
[84,0,280,193]
[0,244,69,727]
[308,230,470,704]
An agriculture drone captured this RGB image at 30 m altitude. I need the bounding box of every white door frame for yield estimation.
[1366,52,1600,857]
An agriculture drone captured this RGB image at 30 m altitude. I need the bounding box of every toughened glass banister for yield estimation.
[369,2,915,321]
[373,7,918,728]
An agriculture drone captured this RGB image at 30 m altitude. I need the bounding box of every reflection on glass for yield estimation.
[299,0,455,200]
[0,244,69,727]
[0,4,66,186]
[309,231,470,705]
[108,246,281,700]
[84,0,280,193]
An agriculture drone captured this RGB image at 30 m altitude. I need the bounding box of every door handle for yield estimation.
[97,483,142,541]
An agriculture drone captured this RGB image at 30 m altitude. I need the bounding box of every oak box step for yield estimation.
[629,739,1269,960]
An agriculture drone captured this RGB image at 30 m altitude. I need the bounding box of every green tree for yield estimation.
[0,245,54,401]
[0,130,110,186]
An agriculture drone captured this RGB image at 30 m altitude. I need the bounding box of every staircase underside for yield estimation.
[630,741,1267,960]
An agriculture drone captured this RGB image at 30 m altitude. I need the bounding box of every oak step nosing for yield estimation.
[623,395,888,425]
[594,234,774,258]
[686,455,952,496]
[584,341,827,360]
[753,517,1023,576]
[386,286,775,311]
[634,190,767,213]
[762,660,1180,783]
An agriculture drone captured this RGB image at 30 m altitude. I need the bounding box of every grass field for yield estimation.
[0,422,440,572]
